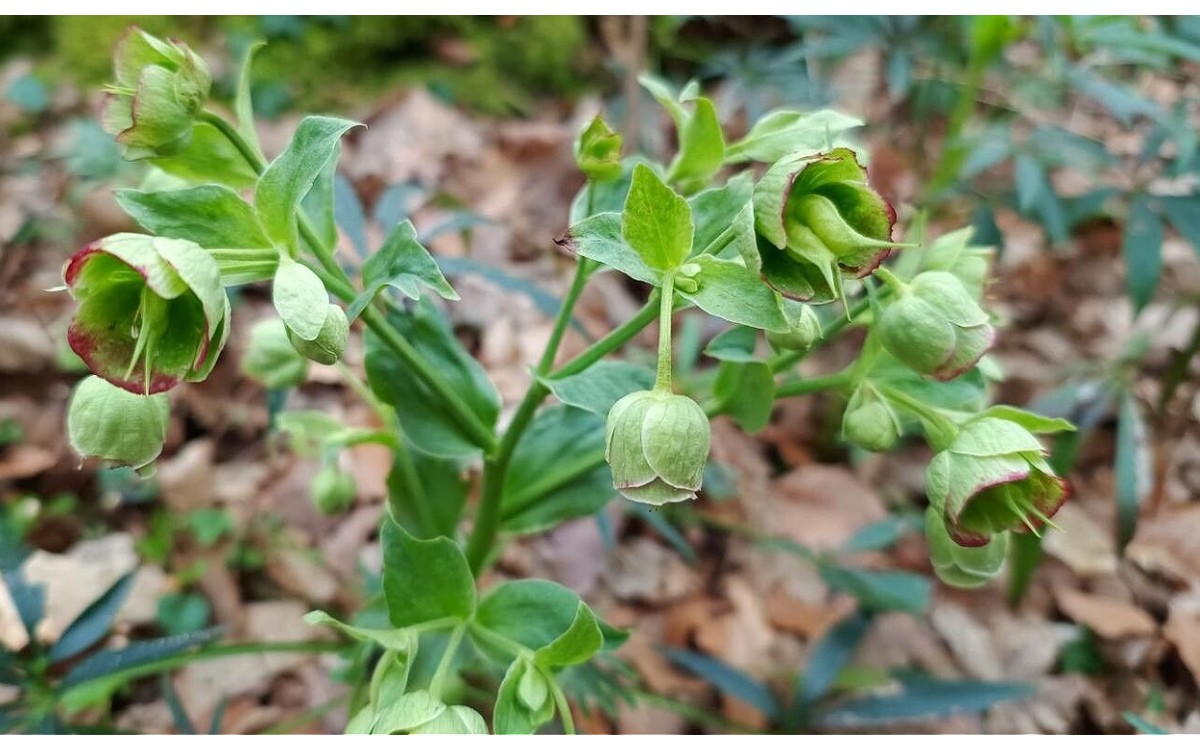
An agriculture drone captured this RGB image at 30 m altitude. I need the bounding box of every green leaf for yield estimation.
[272,257,329,341]
[49,571,136,663]
[156,592,211,636]
[387,448,468,539]
[667,97,725,191]
[977,405,1076,434]
[60,627,222,692]
[475,580,589,655]
[818,563,931,614]
[705,325,761,362]
[1115,392,1148,550]
[540,361,656,417]
[380,521,475,628]
[689,173,754,256]
[622,164,693,271]
[304,610,415,651]
[152,122,257,189]
[348,220,458,320]
[1161,196,1200,258]
[116,186,273,250]
[2,571,43,638]
[1007,532,1044,608]
[255,115,359,248]
[713,361,775,433]
[372,689,445,734]
[535,602,604,668]
[410,705,489,734]
[820,677,1034,727]
[1123,194,1163,312]
[365,300,500,459]
[567,212,659,285]
[501,406,611,534]
[840,515,921,554]
[725,109,863,163]
[679,255,788,332]
[234,41,265,157]
[793,612,871,711]
[301,142,339,252]
[494,658,554,734]
[1124,712,1169,735]
[660,648,781,721]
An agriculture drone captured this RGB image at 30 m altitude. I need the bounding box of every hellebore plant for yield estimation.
[61,30,1075,734]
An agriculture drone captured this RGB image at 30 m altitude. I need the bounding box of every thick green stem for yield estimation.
[537,262,593,374]
[550,293,661,380]
[775,370,855,399]
[654,274,677,391]
[428,624,467,700]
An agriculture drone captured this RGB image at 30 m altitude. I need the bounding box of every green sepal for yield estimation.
[67,376,169,469]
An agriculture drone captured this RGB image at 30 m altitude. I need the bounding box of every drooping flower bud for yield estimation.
[604,390,711,506]
[67,375,170,469]
[766,301,822,352]
[311,464,356,514]
[754,147,897,302]
[242,318,309,390]
[925,416,1068,547]
[574,114,623,182]
[842,384,902,452]
[64,233,230,395]
[101,27,211,160]
[924,506,1008,588]
[878,270,994,381]
[287,304,349,366]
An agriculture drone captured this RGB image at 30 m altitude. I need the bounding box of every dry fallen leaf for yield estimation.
[1163,594,1200,685]
[1054,586,1157,640]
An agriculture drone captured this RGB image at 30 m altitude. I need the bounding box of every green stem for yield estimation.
[546,669,576,735]
[769,290,887,374]
[200,110,266,172]
[537,262,593,374]
[428,624,467,700]
[654,274,677,391]
[877,384,961,449]
[775,369,855,399]
[550,293,661,380]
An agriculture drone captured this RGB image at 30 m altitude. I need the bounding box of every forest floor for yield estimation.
[1,48,1199,734]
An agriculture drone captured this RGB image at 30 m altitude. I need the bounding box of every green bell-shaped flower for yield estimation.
[101,27,211,159]
[878,270,994,381]
[924,506,1008,588]
[287,304,349,366]
[64,233,230,395]
[604,389,711,506]
[842,384,902,452]
[767,301,822,353]
[67,375,170,469]
[754,147,897,302]
[926,416,1068,547]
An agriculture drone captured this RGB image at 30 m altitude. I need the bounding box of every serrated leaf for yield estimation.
[660,648,781,720]
[705,325,761,362]
[49,571,136,663]
[365,301,499,458]
[541,361,656,417]
[1123,194,1163,312]
[116,186,272,249]
[622,164,693,271]
[567,212,659,285]
[255,116,359,248]
[501,405,612,534]
[680,255,788,332]
[380,520,475,628]
[713,361,774,433]
[348,220,458,320]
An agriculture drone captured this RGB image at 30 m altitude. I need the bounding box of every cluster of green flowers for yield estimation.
[65,29,346,475]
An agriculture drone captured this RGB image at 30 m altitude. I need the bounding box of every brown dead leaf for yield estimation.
[767,464,887,550]
[1042,502,1118,577]
[766,588,855,641]
[1126,504,1200,590]
[603,537,697,606]
[1054,586,1157,639]
[156,439,215,512]
[0,443,55,481]
[1163,594,1200,685]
